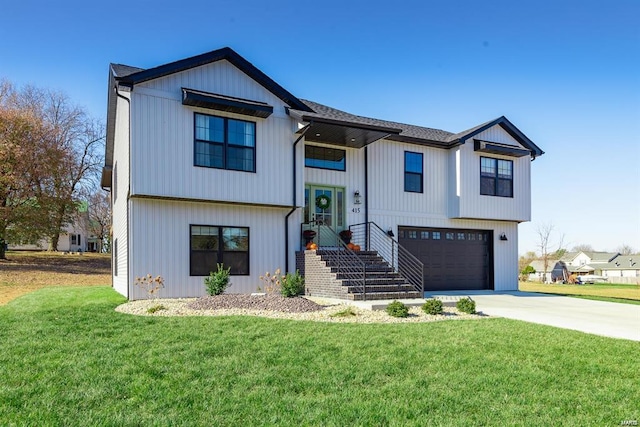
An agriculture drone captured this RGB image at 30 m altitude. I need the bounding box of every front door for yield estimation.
[304,185,346,246]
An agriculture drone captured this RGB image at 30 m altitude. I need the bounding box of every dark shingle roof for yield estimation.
[296,99,456,146]
[111,63,144,78]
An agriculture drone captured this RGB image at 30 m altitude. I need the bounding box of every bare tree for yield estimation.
[616,244,635,255]
[18,87,104,251]
[536,222,565,283]
[571,244,594,252]
[87,189,111,253]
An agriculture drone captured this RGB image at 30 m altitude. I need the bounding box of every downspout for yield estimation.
[284,124,312,272]
[115,84,131,299]
[364,146,369,250]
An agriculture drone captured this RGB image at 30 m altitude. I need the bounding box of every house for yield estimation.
[102,47,544,300]
[600,255,640,284]
[8,211,89,252]
[528,259,568,283]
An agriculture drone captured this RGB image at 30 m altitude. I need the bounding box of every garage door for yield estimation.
[398,227,493,291]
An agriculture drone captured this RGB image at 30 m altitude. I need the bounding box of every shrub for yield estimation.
[386,300,409,318]
[456,297,476,314]
[422,298,443,315]
[134,274,164,299]
[147,304,166,314]
[204,264,231,296]
[330,306,357,318]
[281,270,305,298]
[260,269,283,294]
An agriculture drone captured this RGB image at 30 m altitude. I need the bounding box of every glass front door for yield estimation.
[304,185,345,246]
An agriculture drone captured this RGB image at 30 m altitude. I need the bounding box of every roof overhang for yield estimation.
[292,114,402,149]
[474,139,531,157]
[182,88,273,118]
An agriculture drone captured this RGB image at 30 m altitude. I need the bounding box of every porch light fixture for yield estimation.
[354,190,362,205]
[499,233,508,241]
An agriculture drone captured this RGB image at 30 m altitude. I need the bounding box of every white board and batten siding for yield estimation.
[450,126,532,222]
[128,198,286,300]
[112,92,131,296]
[130,60,296,207]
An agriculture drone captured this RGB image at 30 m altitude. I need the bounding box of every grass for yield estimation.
[0,251,111,305]
[1,286,638,426]
[520,281,640,304]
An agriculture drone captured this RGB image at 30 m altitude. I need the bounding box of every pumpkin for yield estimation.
[347,243,356,250]
[353,245,361,251]
[307,243,318,250]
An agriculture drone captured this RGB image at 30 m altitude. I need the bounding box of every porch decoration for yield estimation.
[315,194,331,210]
[302,229,316,245]
[339,229,353,244]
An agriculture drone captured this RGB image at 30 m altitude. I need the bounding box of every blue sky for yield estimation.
[2,0,639,254]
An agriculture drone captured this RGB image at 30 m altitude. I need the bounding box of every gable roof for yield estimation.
[600,255,640,270]
[113,47,311,112]
[529,259,566,273]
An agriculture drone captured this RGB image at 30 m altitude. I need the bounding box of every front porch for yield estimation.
[295,222,424,301]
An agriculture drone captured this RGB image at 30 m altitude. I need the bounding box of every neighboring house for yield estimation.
[600,255,640,284]
[8,212,89,252]
[528,259,568,283]
[102,47,544,300]
[561,251,619,276]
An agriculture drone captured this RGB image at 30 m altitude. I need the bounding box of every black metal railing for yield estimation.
[300,221,367,299]
[349,222,424,295]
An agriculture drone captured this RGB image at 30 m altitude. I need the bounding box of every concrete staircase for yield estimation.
[304,249,423,301]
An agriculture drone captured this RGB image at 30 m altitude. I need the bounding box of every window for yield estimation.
[71,234,81,246]
[421,231,429,239]
[409,231,417,239]
[113,163,117,202]
[404,151,423,193]
[432,232,441,240]
[446,232,454,240]
[190,225,249,276]
[305,145,346,171]
[194,113,255,172]
[480,157,513,197]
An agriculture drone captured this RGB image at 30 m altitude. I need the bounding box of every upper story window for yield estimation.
[404,151,423,193]
[194,113,255,172]
[305,145,346,171]
[480,157,513,198]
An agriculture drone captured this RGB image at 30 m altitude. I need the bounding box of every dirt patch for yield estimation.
[0,251,111,305]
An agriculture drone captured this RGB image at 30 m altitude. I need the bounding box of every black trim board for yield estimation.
[183,88,273,118]
[474,140,531,157]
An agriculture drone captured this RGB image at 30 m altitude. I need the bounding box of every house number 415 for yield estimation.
[352,208,361,213]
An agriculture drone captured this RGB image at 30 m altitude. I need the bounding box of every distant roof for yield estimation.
[529,259,565,273]
[582,251,619,263]
[560,251,580,262]
[600,254,640,270]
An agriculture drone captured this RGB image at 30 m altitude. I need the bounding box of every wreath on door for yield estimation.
[315,194,331,210]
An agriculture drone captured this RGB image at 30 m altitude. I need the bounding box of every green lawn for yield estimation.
[520,281,640,304]
[1,287,638,426]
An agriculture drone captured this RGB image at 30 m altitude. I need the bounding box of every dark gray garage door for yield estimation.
[399,227,493,291]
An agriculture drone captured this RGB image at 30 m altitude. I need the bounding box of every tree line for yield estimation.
[0,79,110,259]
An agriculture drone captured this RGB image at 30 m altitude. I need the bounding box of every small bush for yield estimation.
[134,274,164,299]
[281,270,305,298]
[386,300,409,318]
[456,297,476,314]
[147,304,166,314]
[204,264,231,296]
[422,298,443,315]
[330,306,357,318]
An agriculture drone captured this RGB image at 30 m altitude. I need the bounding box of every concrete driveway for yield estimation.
[424,291,640,341]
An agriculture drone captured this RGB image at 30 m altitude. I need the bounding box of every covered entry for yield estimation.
[399,227,493,291]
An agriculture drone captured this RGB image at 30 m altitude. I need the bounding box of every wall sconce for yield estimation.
[387,228,395,238]
[354,190,362,205]
[499,233,508,241]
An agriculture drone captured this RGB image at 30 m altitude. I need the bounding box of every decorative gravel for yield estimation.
[115,294,488,324]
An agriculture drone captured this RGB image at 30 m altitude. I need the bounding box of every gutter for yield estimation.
[114,84,131,300]
[284,123,312,272]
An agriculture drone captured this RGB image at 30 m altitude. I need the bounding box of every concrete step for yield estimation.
[348,291,423,301]
[345,284,417,293]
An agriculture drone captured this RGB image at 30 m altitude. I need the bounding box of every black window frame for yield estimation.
[304,144,346,171]
[404,151,423,193]
[190,225,250,276]
[480,156,513,198]
[113,238,118,277]
[194,113,256,173]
